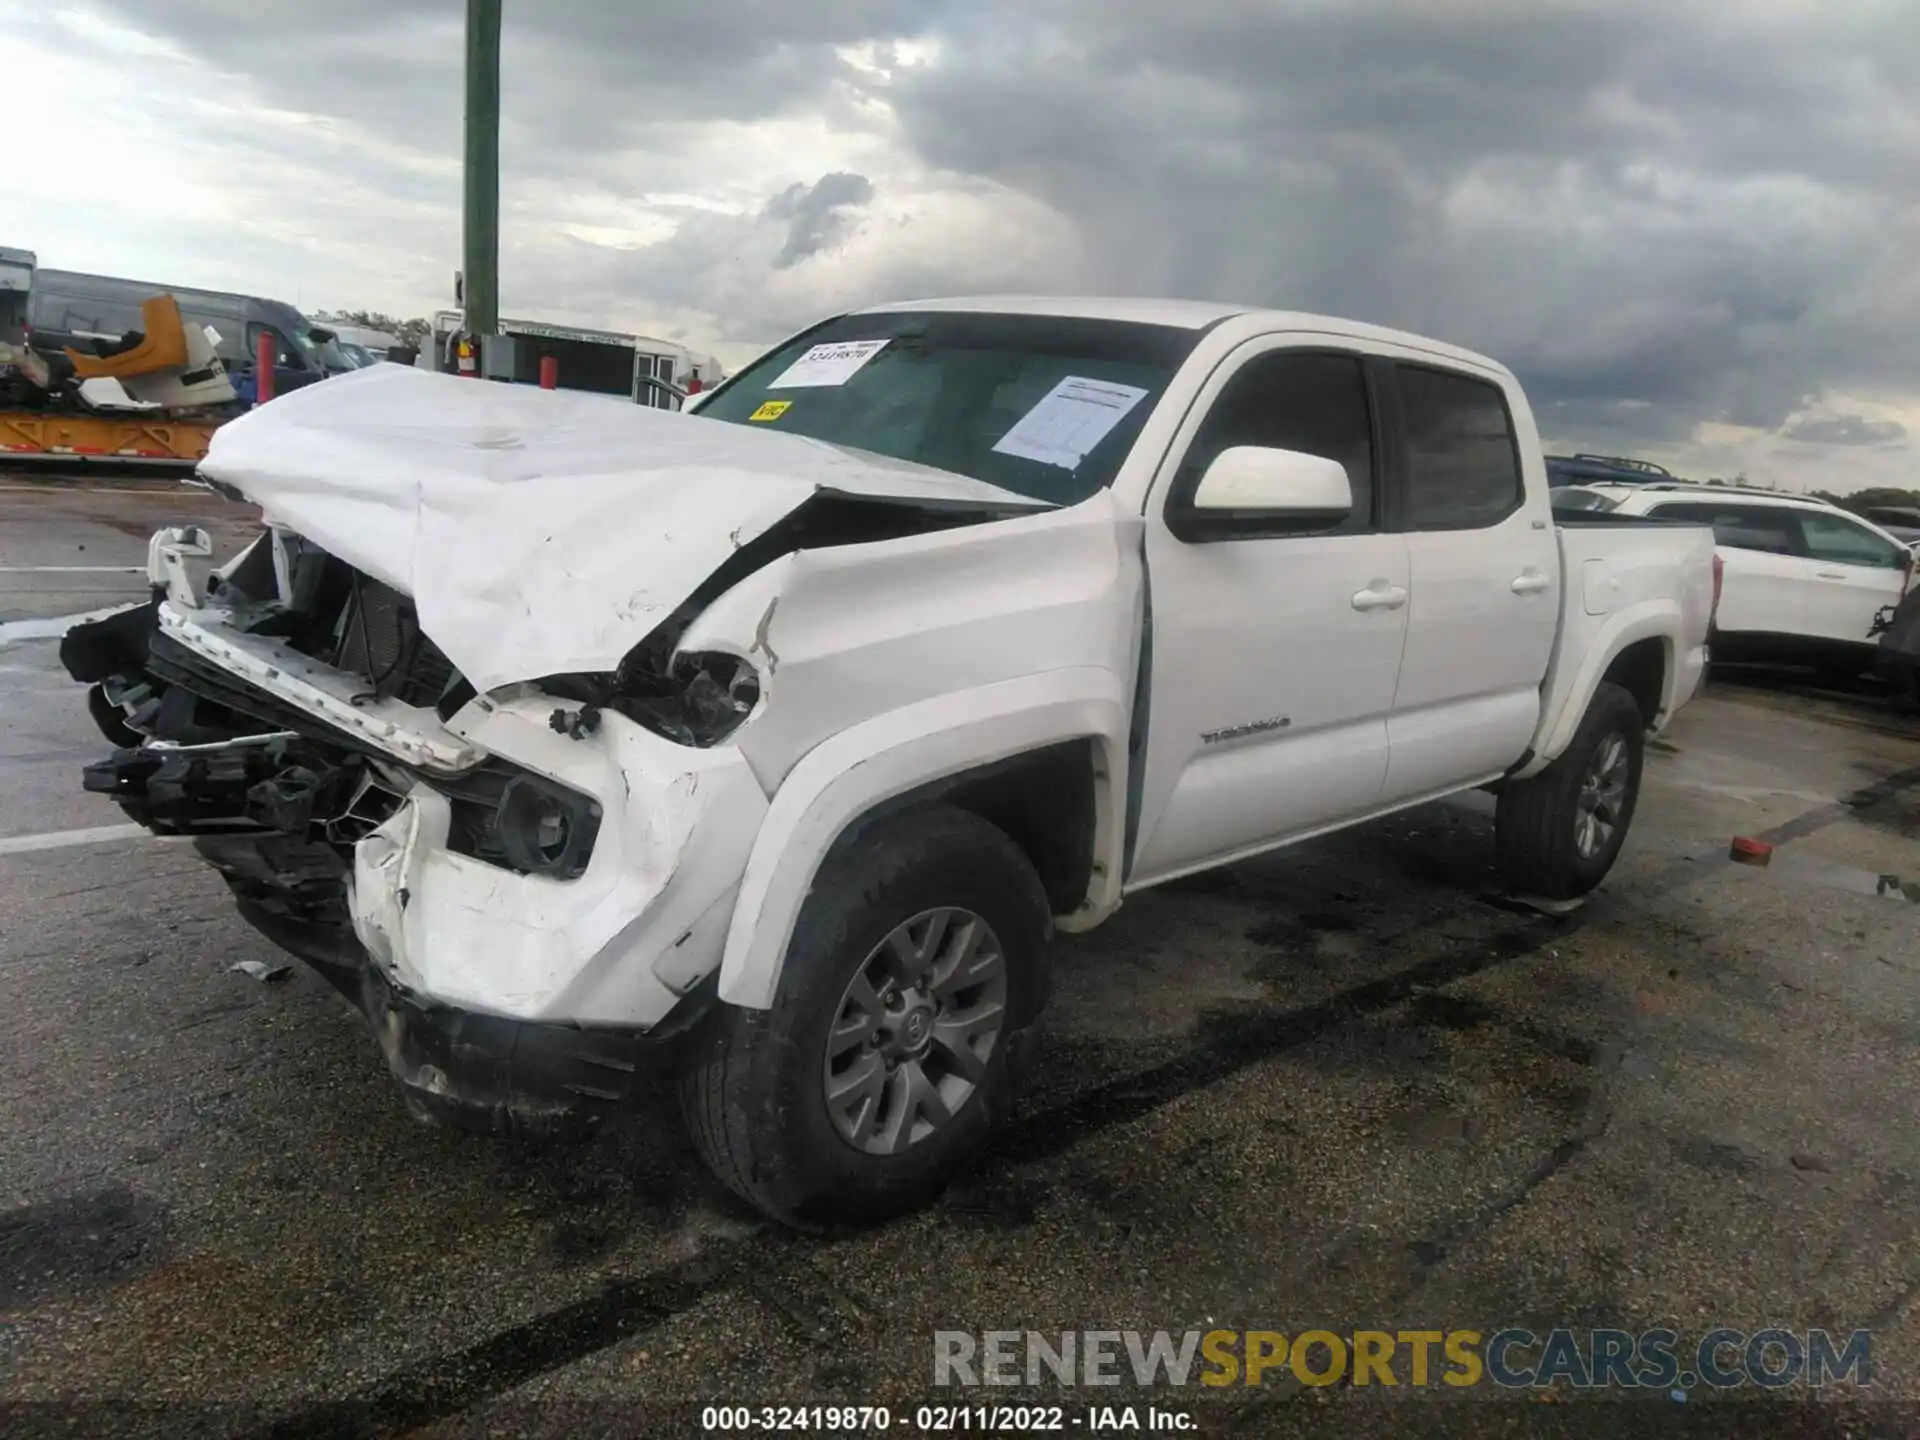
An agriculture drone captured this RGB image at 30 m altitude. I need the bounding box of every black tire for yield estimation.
[1495,682,1646,901]
[678,804,1052,1232]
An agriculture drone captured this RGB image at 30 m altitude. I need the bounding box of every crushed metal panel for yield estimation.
[196,363,1045,695]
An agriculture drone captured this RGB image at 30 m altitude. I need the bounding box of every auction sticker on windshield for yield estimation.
[766,339,890,389]
[992,376,1149,470]
[749,400,791,422]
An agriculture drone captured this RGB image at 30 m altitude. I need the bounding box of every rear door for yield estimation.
[1790,510,1909,646]
[1128,343,1407,883]
[1642,502,1810,637]
[1377,360,1559,804]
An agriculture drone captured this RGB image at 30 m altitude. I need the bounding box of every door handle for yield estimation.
[1351,583,1408,612]
[1815,570,1847,580]
[1511,570,1551,594]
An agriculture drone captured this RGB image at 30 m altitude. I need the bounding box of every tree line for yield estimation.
[312,309,432,348]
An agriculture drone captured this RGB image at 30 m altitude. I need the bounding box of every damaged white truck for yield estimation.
[62,297,1716,1231]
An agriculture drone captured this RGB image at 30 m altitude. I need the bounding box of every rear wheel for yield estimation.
[679,805,1052,1231]
[1495,682,1646,901]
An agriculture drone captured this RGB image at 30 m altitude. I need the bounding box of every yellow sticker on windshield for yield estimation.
[749,400,792,422]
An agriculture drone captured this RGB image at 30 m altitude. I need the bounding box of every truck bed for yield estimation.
[1520,515,1717,777]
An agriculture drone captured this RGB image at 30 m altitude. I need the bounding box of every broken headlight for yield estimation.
[538,651,761,750]
[439,765,603,880]
[495,773,601,880]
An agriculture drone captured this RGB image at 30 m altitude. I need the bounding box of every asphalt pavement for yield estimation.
[4,481,1920,1439]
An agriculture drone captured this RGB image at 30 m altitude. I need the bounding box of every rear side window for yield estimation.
[1648,503,1799,556]
[1797,512,1906,570]
[1168,349,1376,536]
[1395,365,1523,530]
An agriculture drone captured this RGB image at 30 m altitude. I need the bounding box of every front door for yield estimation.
[1128,343,1409,885]
[1378,360,1560,803]
[1791,509,1909,649]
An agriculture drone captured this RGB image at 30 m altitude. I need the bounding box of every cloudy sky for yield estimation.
[6,0,1917,494]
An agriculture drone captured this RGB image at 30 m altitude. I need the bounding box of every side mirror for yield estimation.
[1178,446,1351,538]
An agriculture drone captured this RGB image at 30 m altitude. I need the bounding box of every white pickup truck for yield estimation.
[63,296,1716,1230]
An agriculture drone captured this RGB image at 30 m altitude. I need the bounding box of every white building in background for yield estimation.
[422,311,725,408]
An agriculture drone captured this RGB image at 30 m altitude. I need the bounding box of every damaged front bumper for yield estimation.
[69,550,772,1137]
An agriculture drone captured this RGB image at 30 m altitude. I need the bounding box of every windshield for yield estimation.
[695,310,1207,504]
[309,329,354,371]
[274,325,323,369]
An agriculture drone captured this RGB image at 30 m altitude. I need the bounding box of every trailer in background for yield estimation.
[0,250,245,465]
[26,267,349,397]
[0,246,31,348]
[423,311,722,408]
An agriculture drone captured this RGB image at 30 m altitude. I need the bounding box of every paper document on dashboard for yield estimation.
[765,339,890,389]
[991,376,1149,470]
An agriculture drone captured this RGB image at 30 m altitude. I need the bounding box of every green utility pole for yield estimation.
[461,0,501,346]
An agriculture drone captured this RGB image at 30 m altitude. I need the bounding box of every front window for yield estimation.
[695,311,1206,505]
[1798,512,1906,570]
[309,330,353,371]
[246,323,308,371]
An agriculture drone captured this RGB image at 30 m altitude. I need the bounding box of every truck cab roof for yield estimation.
[851,295,1512,375]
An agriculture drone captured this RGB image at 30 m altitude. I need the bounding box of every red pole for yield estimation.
[539,354,558,390]
[254,330,276,403]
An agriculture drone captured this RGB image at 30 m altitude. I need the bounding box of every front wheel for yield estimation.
[1495,682,1646,901]
[679,804,1052,1231]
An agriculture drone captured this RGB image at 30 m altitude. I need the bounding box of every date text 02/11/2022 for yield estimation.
[698,1405,1197,1432]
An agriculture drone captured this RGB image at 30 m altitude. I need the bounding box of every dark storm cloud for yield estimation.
[95,0,940,138]
[1782,415,1909,447]
[84,0,1920,453]
[765,172,876,268]
[881,0,1920,445]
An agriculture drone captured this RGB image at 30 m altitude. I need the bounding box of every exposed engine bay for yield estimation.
[60,483,1023,997]
[53,361,1110,1133]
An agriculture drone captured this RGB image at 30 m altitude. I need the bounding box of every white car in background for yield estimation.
[1604,485,1915,675]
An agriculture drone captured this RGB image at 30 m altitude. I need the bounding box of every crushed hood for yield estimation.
[197,363,1042,694]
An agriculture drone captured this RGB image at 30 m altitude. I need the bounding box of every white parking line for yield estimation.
[0,604,139,647]
[0,823,159,857]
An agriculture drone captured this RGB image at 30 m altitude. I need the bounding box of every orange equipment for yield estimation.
[64,295,192,380]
